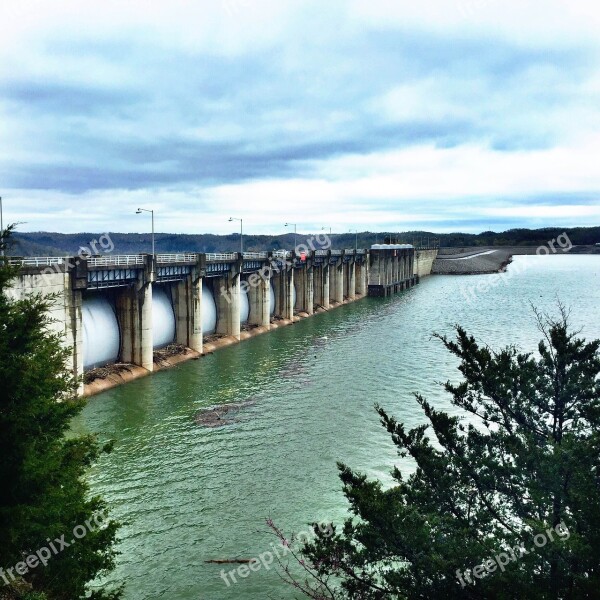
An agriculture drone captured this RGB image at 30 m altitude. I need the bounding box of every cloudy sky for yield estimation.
[1,0,599,235]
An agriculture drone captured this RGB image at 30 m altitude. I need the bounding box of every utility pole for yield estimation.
[285,223,297,251]
[136,208,155,257]
[229,217,243,254]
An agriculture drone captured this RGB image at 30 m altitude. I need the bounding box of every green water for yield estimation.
[77,255,600,600]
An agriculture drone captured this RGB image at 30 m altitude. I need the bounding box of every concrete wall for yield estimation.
[5,263,84,390]
[414,249,438,277]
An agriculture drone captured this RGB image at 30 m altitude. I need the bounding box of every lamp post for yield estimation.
[285,222,297,252]
[136,208,155,257]
[350,229,358,251]
[228,217,243,254]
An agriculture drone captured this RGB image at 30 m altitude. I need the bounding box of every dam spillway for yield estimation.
[240,285,250,324]
[82,295,120,370]
[202,284,217,335]
[7,246,438,395]
[152,287,176,348]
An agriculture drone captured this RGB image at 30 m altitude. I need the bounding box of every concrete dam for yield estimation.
[7,246,437,395]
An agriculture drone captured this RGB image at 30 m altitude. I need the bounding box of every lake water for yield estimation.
[77,255,600,600]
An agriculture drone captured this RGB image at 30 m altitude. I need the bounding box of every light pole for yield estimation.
[229,217,243,254]
[350,229,358,251]
[136,208,155,257]
[285,222,297,252]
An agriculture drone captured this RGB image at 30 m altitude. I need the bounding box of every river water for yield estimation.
[77,255,600,600]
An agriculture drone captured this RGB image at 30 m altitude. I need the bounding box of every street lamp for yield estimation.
[136,208,155,257]
[349,229,358,251]
[228,217,243,254]
[285,222,297,252]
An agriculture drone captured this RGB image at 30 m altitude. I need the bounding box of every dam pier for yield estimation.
[7,246,437,395]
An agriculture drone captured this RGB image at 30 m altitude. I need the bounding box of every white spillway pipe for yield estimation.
[152,287,176,348]
[240,284,250,323]
[269,282,275,316]
[82,296,120,370]
[202,285,217,335]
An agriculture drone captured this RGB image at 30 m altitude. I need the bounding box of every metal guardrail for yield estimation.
[88,255,144,267]
[156,253,197,263]
[8,256,65,267]
[206,253,238,261]
[10,248,369,270]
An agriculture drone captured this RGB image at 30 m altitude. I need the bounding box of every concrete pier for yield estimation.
[215,267,241,340]
[117,279,154,372]
[368,245,416,296]
[247,271,271,328]
[172,271,203,353]
[294,256,314,315]
[271,253,294,321]
[329,252,344,304]
[313,256,330,310]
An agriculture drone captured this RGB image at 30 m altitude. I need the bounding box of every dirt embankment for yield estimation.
[432,245,593,275]
[432,249,514,275]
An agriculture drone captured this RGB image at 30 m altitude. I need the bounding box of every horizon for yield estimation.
[11,225,600,238]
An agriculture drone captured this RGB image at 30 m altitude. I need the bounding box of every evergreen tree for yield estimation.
[295,307,600,599]
[0,227,122,600]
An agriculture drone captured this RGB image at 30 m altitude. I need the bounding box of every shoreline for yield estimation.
[83,294,365,397]
[431,245,596,276]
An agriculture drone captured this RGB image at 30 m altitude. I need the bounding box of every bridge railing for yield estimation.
[8,256,65,267]
[156,253,197,263]
[272,250,292,259]
[242,252,268,259]
[206,253,238,261]
[88,255,145,267]
[315,249,328,256]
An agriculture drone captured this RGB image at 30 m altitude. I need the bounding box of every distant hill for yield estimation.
[7,226,600,257]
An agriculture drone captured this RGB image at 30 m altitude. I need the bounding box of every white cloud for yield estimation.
[1,0,600,234]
